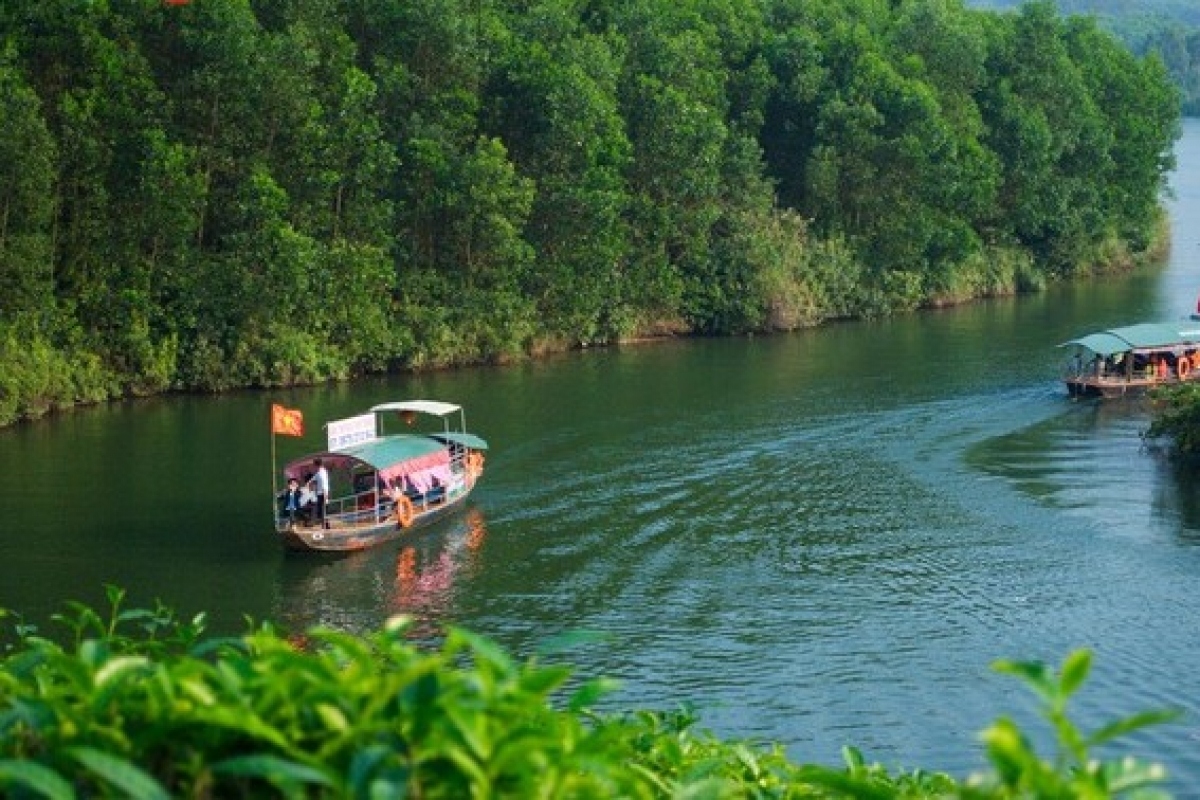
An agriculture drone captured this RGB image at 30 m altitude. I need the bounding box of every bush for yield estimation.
[0,588,1178,798]
[0,328,107,425]
[1147,383,1200,456]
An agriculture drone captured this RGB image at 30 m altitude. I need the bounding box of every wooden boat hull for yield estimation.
[278,490,470,552]
[1065,372,1200,398]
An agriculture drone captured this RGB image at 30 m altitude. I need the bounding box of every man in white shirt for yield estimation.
[310,458,331,529]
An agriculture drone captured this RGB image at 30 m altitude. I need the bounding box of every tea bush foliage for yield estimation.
[0,587,1178,798]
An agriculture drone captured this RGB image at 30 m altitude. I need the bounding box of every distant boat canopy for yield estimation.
[1060,323,1200,357]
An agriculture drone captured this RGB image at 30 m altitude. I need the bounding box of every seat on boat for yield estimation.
[404,485,446,506]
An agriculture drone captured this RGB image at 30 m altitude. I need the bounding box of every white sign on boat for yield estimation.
[327,413,377,450]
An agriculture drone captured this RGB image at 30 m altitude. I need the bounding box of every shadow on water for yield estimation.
[1152,446,1200,544]
[968,394,1200,547]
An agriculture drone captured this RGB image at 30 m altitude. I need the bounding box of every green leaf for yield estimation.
[1058,649,1091,698]
[78,639,107,669]
[94,655,150,687]
[446,627,515,676]
[315,702,350,733]
[104,585,126,612]
[441,742,491,788]
[568,676,621,712]
[980,717,1035,781]
[189,635,246,659]
[1103,756,1171,793]
[191,707,294,752]
[116,609,161,626]
[445,704,491,760]
[0,759,75,800]
[213,754,337,791]
[842,745,866,771]
[675,775,735,799]
[518,663,572,696]
[992,658,1055,703]
[794,764,895,799]
[348,744,406,796]
[1085,709,1182,748]
[67,747,171,800]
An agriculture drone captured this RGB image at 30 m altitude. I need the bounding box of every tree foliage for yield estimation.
[0,0,1179,424]
[972,0,1200,115]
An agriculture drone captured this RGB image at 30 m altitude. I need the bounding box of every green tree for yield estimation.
[0,47,57,334]
[492,6,631,343]
[1065,15,1180,250]
[978,1,1113,272]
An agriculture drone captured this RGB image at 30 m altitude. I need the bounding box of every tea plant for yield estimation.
[0,588,1179,798]
[963,651,1178,799]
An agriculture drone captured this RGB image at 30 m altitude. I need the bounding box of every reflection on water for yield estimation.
[274,508,489,637]
[1157,455,1200,540]
[967,396,1200,545]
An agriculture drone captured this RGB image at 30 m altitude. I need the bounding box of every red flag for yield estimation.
[271,404,304,437]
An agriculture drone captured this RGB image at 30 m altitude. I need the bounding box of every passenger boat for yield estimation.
[1060,322,1200,398]
[273,401,487,551]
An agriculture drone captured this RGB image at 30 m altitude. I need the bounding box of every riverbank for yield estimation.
[1,214,1174,431]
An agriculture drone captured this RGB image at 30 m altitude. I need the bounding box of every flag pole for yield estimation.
[270,407,279,509]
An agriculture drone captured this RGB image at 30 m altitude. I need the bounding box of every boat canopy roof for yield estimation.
[283,435,446,482]
[1060,323,1200,357]
[370,400,460,417]
[341,434,446,467]
[435,432,489,451]
[282,432,487,482]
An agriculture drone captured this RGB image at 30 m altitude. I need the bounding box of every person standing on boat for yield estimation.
[311,458,330,529]
[278,478,305,525]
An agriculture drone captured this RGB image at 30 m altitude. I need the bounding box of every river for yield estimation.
[4,119,1200,786]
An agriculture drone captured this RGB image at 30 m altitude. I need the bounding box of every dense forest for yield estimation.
[973,0,1200,113]
[0,0,1180,426]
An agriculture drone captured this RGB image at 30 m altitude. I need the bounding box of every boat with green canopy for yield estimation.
[272,400,488,551]
[1060,322,1200,398]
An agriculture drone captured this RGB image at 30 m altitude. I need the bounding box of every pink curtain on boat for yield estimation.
[398,465,454,492]
[378,451,450,486]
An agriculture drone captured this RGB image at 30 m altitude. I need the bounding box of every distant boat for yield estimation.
[1060,323,1200,398]
[273,401,487,551]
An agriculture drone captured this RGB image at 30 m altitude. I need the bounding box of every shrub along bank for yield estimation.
[0,588,1178,798]
[1147,383,1200,456]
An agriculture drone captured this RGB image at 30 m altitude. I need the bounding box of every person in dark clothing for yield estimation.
[277,477,307,525]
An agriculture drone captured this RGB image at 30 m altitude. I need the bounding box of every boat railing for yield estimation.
[326,491,395,525]
[1063,360,1168,383]
[401,483,452,510]
[294,455,476,529]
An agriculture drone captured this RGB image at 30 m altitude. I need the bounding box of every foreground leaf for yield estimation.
[0,759,75,800]
[67,747,170,800]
